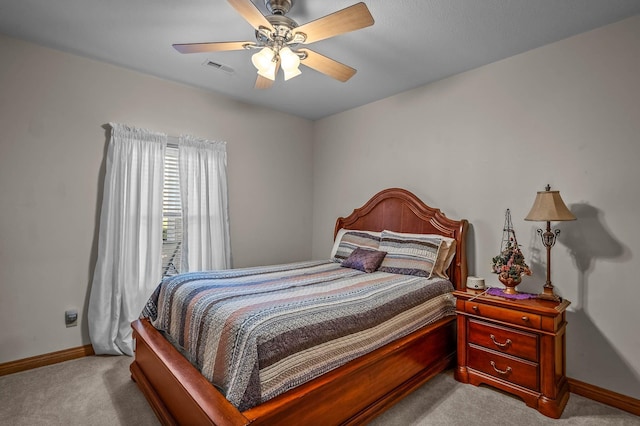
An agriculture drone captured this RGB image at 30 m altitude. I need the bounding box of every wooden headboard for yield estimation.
[335,188,468,290]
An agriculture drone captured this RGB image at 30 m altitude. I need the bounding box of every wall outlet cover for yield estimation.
[65,309,78,327]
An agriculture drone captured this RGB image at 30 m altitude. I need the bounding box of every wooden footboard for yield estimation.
[131,316,456,425]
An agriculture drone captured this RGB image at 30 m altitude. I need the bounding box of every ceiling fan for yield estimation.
[173,0,374,89]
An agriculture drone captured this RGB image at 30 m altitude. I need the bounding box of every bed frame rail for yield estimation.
[131,317,455,425]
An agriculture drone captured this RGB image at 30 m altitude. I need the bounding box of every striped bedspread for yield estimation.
[141,260,456,410]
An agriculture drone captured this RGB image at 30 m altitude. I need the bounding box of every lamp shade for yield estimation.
[252,47,276,80]
[524,189,576,222]
[257,62,277,80]
[283,65,302,81]
[280,47,302,81]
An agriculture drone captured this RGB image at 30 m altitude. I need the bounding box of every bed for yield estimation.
[130,187,468,425]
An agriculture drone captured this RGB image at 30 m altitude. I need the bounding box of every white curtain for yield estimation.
[88,123,166,355]
[179,135,231,271]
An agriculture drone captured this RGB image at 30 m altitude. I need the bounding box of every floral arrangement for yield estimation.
[491,236,532,281]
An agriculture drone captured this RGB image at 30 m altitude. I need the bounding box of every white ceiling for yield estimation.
[1,0,639,120]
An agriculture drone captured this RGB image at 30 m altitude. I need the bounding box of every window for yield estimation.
[161,137,229,276]
[162,145,182,277]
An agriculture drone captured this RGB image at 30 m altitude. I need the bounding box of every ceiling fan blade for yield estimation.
[294,2,374,44]
[173,41,252,54]
[255,74,274,89]
[299,49,356,82]
[228,0,275,32]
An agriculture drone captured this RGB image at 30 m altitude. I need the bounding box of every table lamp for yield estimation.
[524,185,576,301]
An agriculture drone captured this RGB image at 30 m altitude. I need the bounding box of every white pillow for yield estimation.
[434,238,456,279]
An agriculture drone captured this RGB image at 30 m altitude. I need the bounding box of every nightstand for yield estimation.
[454,289,570,418]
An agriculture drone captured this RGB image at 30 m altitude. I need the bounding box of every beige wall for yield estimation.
[0,34,314,363]
[312,16,640,398]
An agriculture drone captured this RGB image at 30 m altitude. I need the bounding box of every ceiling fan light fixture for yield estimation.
[173,0,375,88]
[283,68,302,81]
[257,61,277,80]
[251,47,275,74]
[283,67,302,81]
[280,47,301,80]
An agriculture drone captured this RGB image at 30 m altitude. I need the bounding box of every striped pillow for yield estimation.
[332,230,381,262]
[378,230,443,278]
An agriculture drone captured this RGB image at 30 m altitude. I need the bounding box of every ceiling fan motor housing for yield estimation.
[265,0,293,15]
[256,14,299,46]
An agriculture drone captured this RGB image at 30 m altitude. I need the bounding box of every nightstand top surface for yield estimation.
[453,288,570,315]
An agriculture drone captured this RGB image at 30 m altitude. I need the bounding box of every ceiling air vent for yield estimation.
[202,60,234,74]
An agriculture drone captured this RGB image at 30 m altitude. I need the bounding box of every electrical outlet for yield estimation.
[65,309,78,327]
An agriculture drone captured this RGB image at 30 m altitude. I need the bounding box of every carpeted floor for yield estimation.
[0,355,638,425]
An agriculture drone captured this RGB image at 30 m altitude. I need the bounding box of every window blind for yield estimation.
[162,145,183,277]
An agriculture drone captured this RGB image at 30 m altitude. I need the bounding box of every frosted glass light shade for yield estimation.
[283,67,302,81]
[252,47,276,80]
[280,47,301,81]
[257,63,277,80]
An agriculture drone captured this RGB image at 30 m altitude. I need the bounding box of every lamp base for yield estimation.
[538,285,562,302]
[538,292,561,302]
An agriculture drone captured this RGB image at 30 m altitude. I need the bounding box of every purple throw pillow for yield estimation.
[341,247,387,273]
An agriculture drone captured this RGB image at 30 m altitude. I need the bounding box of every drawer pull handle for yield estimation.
[521,316,529,322]
[490,361,512,375]
[472,305,478,311]
[490,334,512,348]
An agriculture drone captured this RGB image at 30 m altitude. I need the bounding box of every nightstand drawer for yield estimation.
[468,319,538,362]
[468,344,539,391]
[464,301,541,329]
